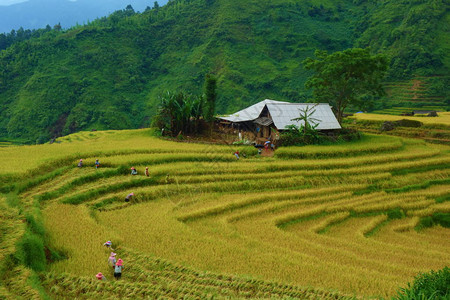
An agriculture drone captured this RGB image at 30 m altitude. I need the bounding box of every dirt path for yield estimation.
[261,148,274,157]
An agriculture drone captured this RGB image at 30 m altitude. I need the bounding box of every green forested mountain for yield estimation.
[0,0,448,142]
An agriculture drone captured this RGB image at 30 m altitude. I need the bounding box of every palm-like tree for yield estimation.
[155,91,205,136]
[291,104,320,135]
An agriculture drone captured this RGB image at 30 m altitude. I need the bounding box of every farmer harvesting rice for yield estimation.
[131,167,138,175]
[114,259,124,280]
[165,174,173,184]
[108,252,116,269]
[125,193,134,202]
[95,159,100,169]
[145,167,149,177]
[234,151,240,160]
[96,272,106,280]
[77,159,83,167]
[103,240,114,250]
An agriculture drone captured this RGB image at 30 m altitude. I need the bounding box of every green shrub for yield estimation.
[416,213,450,230]
[0,254,19,280]
[432,213,450,228]
[45,246,67,263]
[36,134,50,145]
[393,119,423,128]
[278,128,360,146]
[336,128,361,142]
[435,194,450,203]
[16,231,46,272]
[393,267,450,299]
[387,208,405,220]
[25,213,45,237]
[416,216,433,230]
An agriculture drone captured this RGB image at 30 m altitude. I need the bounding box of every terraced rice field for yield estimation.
[371,106,446,116]
[0,129,449,299]
[345,112,450,145]
[378,77,447,111]
[0,142,12,147]
[351,112,450,125]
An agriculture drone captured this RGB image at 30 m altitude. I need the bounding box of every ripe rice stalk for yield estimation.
[359,215,389,237]
[392,217,421,232]
[312,212,351,234]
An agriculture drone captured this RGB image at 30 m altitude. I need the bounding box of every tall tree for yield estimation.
[303,48,388,123]
[125,5,135,13]
[53,23,62,31]
[203,74,217,123]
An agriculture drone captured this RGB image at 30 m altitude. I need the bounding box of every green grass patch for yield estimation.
[435,194,450,203]
[61,176,161,205]
[317,215,350,234]
[277,212,328,229]
[390,163,450,176]
[16,230,46,272]
[90,196,121,210]
[393,267,450,299]
[16,166,70,194]
[276,135,403,159]
[37,166,128,202]
[386,178,450,194]
[5,192,20,208]
[415,213,450,231]
[386,208,406,220]
[364,219,390,238]
[353,184,380,196]
[27,272,52,300]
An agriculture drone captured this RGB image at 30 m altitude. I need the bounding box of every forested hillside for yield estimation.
[0,0,448,142]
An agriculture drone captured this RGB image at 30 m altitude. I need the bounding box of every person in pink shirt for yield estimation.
[108,252,116,270]
[125,193,134,202]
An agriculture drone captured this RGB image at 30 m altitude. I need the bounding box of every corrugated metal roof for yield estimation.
[218,100,341,130]
[266,103,341,130]
[219,99,289,122]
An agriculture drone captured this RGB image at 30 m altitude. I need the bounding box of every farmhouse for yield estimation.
[218,99,341,141]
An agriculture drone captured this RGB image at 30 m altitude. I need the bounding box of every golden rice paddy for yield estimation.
[0,129,448,299]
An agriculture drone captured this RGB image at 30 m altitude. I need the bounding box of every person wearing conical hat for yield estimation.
[96,272,106,280]
[125,193,134,202]
[108,252,116,269]
[77,159,83,167]
[131,167,138,175]
[103,240,115,251]
[145,167,149,177]
[114,259,124,280]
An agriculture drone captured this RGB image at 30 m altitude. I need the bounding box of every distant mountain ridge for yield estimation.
[0,0,169,33]
[0,0,448,143]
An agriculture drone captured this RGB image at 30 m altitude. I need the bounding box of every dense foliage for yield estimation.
[0,0,448,142]
[152,91,205,136]
[278,127,360,146]
[303,48,389,123]
[0,26,54,51]
[393,267,449,299]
